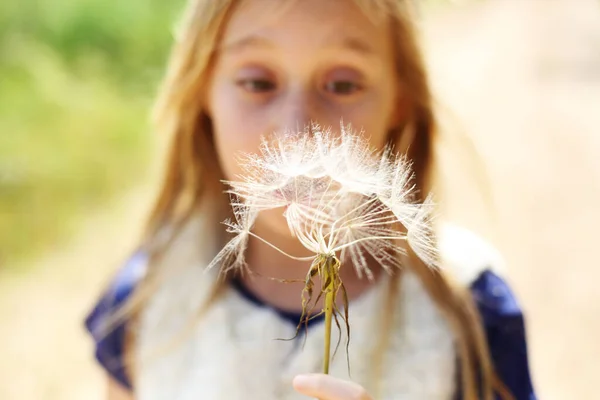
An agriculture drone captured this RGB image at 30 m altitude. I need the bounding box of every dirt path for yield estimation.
[1,1,599,399]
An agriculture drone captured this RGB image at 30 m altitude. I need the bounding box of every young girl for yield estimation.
[85,0,537,399]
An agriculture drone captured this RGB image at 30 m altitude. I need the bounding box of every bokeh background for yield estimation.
[1,0,598,399]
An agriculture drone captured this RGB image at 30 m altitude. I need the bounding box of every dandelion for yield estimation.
[210,123,439,375]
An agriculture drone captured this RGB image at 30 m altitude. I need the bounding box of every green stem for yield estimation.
[322,258,335,375]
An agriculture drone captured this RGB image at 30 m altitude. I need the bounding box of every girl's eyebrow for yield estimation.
[221,35,376,56]
[338,37,376,56]
[221,36,274,53]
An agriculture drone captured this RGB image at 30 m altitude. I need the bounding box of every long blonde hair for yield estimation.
[126,1,513,399]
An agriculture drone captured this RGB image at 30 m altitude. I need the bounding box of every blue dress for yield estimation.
[85,251,537,399]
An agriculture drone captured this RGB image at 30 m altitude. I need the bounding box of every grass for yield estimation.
[0,0,184,268]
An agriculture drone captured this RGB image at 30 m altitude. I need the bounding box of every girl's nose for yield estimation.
[274,86,318,133]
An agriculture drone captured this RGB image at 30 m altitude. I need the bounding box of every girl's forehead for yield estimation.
[220,0,391,53]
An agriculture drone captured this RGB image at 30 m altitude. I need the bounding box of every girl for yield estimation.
[85,0,537,399]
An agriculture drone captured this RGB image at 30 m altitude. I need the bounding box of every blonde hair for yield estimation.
[121,1,514,399]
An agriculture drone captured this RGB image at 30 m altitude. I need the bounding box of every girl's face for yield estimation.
[206,0,403,238]
[207,0,402,179]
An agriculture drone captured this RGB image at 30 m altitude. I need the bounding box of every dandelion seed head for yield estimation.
[208,123,439,277]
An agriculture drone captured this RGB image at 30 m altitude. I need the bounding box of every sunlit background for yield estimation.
[1,0,598,399]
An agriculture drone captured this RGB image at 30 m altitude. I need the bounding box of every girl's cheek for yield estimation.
[209,86,271,179]
[211,83,263,135]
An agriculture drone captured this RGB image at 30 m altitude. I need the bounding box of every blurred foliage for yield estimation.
[0,0,184,268]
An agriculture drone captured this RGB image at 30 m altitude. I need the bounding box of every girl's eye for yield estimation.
[322,68,365,96]
[323,80,361,95]
[236,68,277,93]
[237,78,277,93]
[234,67,277,93]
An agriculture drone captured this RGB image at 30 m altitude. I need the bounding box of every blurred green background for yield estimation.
[0,0,184,267]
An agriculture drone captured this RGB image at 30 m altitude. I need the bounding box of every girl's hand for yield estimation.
[292,374,373,400]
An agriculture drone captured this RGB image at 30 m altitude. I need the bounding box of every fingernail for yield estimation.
[292,374,313,389]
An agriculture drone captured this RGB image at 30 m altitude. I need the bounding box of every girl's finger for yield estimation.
[292,374,373,400]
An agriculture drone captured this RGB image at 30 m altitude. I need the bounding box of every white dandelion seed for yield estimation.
[404,193,440,269]
[206,196,258,275]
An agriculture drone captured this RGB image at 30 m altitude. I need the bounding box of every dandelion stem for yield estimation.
[322,256,336,375]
